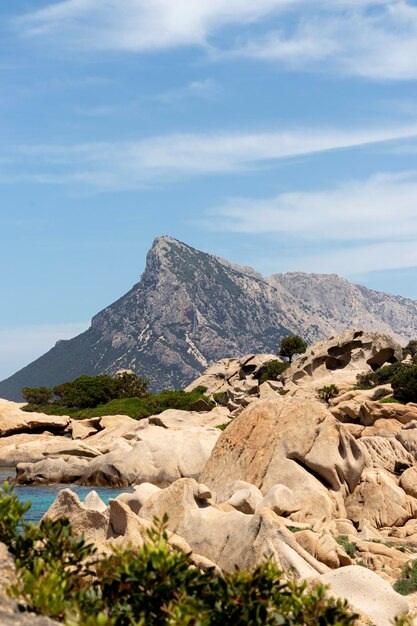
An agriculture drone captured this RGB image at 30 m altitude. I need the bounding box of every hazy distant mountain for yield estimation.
[1,235,417,401]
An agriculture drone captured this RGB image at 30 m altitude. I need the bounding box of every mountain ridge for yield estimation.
[1,235,417,401]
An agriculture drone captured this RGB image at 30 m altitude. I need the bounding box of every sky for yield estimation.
[1,0,417,380]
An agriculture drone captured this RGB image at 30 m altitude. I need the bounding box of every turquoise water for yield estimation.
[0,469,133,524]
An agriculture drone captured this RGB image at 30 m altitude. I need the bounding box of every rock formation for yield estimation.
[2,236,417,401]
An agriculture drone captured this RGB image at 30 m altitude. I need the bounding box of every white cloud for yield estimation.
[16,0,417,80]
[0,322,88,381]
[17,0,299,51]
[3,124,417,190]
[208,170,417,274]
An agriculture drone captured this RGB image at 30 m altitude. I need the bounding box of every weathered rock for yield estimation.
[332,398,417,427]
[226,488,262,514]
[254,484,300,517]
[399,466,417,499]
[359,436,414,473]
[201,397,364,522]
[294,529,352,568]
[43,488,110,545]
[285,329,402,387]
[82,425,220,487]
[345,468,417,529]
[397,421,417,458]
[84,490,107,513]
[148,407,231,429]
[318,565,409,626]
[140,478,329,577]
[71,418,100,440]
[16,457,89,484]
[0,433,101,467]
[116,483,161,514]
[0,399,70,437]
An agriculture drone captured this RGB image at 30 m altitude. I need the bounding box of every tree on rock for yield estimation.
[278,335,307,364]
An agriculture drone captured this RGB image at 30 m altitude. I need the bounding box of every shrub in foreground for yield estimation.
[392,366,417,404]
[317,385,340,403]
[0,482,358,626]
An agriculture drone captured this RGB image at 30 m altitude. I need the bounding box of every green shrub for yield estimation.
[394,559,417,595]
[379,396,402,404]
[392,366,417,404]
[22,386,53,405]
[335,536,357,558]
[356,362,408,389]
[257,360,290,384]
[0,483,358,626]
[317,385,340,403]
[212,391,229,406]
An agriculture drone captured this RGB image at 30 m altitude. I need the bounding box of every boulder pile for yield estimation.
[2,329,417,624]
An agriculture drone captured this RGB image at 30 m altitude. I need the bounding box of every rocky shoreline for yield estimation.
[2,329,417,624]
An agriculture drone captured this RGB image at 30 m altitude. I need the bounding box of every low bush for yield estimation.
[0,483,359,626]
[317,385,340,403]
[392,366,417,404]
[356,362,409,389]
[257,360,289,384]
[394,559,417,595]
[335,536,357,558]
[23,387,213,420]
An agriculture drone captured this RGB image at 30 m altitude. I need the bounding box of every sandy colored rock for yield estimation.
[400,466,417,499]
[397,421,417,458]
[226,488,262,514]
[148,406,231,429]
[84,490,107,513]
[332,398,417,427]
[116,483,161,514]
[201,397,364,523]
[140,478,329,577]
[255,484,300,517]
[285,330,402,388]
[82,424,220,487]
[0,433,101,467]
[16,457,90,484]
[0,399,70,437]
[71,418,100,440]
[345,468,417,529]
[43,488,110,545]
[294,529,352,568]
[318,565,409,626]
[359,436,414,473]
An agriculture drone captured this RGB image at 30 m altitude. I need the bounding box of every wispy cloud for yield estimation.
[0,322,88,381]
[207,170,417,274]
[15,0,417,80]
[2,123,417,190]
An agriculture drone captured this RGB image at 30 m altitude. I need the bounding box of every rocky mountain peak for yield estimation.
[1,237,417,401]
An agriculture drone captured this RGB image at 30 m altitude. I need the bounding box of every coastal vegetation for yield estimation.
[21,373,212,419]
[0,483,359,626]
[356,363,417,404]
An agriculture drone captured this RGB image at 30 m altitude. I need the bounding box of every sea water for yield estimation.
[0,468,134,524]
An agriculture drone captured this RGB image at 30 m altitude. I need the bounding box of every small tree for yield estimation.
[22,386,53,406]
[278,335,307,364]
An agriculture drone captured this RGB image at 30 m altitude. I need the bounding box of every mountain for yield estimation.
[1,235,417,401]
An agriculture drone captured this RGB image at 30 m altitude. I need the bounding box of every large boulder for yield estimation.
[345,468,417,529]
[318,565,409,626]
[185,354,278,396]
[285,330,402,387]
[140,478,329,577]
[0,433,101,467]
[81,424,221,487]
[0,399,70,437]
[200,397,364,523]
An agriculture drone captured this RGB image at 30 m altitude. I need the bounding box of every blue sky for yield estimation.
[1,0,417,380]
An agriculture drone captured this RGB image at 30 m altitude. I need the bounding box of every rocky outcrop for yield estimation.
[2,236,417,401]
[200,397,365,523]
[0,399,70,436]
[284,329,403,388]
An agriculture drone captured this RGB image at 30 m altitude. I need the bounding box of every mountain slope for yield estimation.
[1,235,417,401]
